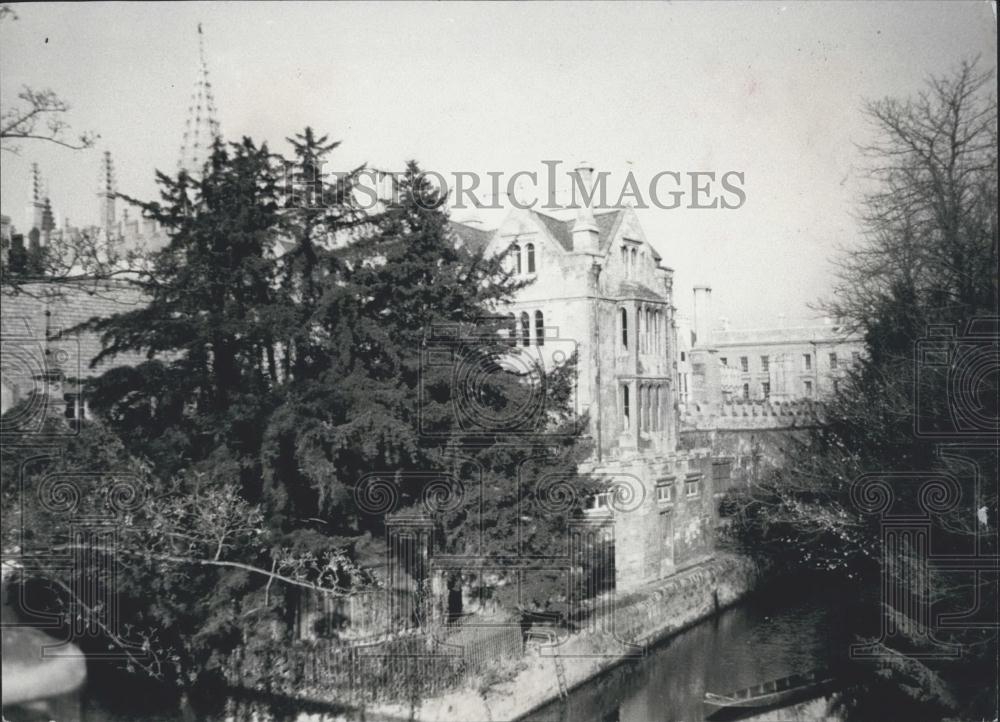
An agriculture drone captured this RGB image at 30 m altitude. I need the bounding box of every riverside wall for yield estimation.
[364,552,760,721]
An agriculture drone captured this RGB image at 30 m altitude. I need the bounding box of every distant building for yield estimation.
[678,284,863,408]
[713,319,864,402]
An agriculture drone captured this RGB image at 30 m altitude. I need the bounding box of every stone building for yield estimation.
[449,165,718,593]
[677,284,864,407]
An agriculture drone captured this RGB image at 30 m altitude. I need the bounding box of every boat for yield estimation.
[703,669,837,720]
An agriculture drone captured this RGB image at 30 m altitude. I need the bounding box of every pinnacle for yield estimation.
[177,23,222,178]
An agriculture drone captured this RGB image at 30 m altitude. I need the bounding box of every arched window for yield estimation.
[520,312,530,347]
[512,244,522,274]
[526,243,536,273]
[636,306,643,353]
[654,386,660,432]
[630,247,637,272]
[622,384,630,430]
[621,246,628,273]
[534,310,544,346]
[620,308,628,348]
[644,386,651,431]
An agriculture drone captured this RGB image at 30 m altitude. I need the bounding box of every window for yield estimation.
[656,480,674,503]
[636,307,643,353]
[761,381,770,399]
[742,383,750,400]
[646,309,653,352]
[620,308,629,348]
[804,380,813,396]
[534,310,544,346]
[520,312,530,347]
[512,244,522,274]
[740,356,749,373]
[680,351,686,362]
[720,357,728,366]
[526,243,536,273]
[622,384,630,429]
[63,393,81,421]
[760,355,769,373]
[803,353,811,371]
[832,379,840,394]
[829,352,838,369]
[589,492,611,511]
[685,475,701,498]
[653,386,660,432]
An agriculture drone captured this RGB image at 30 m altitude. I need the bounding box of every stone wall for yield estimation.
[2,281,150,415]
[679,426,810,493]
[365,553,762,722]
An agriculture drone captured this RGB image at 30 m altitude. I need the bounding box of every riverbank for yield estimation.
[368,552,761,722]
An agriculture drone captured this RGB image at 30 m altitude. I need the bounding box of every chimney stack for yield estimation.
[571,162,600,254]
[693,285,713,348]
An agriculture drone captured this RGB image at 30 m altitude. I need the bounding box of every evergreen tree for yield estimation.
[4,135,596,682]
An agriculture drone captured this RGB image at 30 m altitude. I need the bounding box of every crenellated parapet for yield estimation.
[679,399,825,431]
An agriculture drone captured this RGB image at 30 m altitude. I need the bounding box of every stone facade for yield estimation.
[452,167,718,592]
[677,285,865,407]
[1,281,151,419]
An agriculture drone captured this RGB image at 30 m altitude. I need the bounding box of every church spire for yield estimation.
[177,23,222,178]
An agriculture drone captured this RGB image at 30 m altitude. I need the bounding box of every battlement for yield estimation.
[679,399,824,430]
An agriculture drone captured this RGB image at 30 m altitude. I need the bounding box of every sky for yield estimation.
[1,1,996,327]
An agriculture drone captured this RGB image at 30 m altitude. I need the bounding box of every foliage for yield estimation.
[725,59,997,720]
[3,130,594,683]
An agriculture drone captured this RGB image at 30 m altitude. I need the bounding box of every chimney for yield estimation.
[571,162,600,254]
[693,285,713,348]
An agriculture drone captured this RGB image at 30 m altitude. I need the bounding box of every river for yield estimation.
[4,576,854,722]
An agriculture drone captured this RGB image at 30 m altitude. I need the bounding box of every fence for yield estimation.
[226,616,524,706]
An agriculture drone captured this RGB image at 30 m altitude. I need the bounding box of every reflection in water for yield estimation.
[521,577,850,722]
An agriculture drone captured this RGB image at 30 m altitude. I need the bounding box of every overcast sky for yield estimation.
[1,1,995,327]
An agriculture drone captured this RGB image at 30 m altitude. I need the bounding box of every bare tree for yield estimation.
[0,5,98,153]
[828,58,997,336]
[1,87,99,154]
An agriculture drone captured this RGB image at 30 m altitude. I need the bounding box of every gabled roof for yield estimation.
[526,209,661,262]
[528,208,627,254]
[611,280,666,302]
[448,220,494,254]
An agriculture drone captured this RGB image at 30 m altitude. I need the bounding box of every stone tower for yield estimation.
[177,23,222,178]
